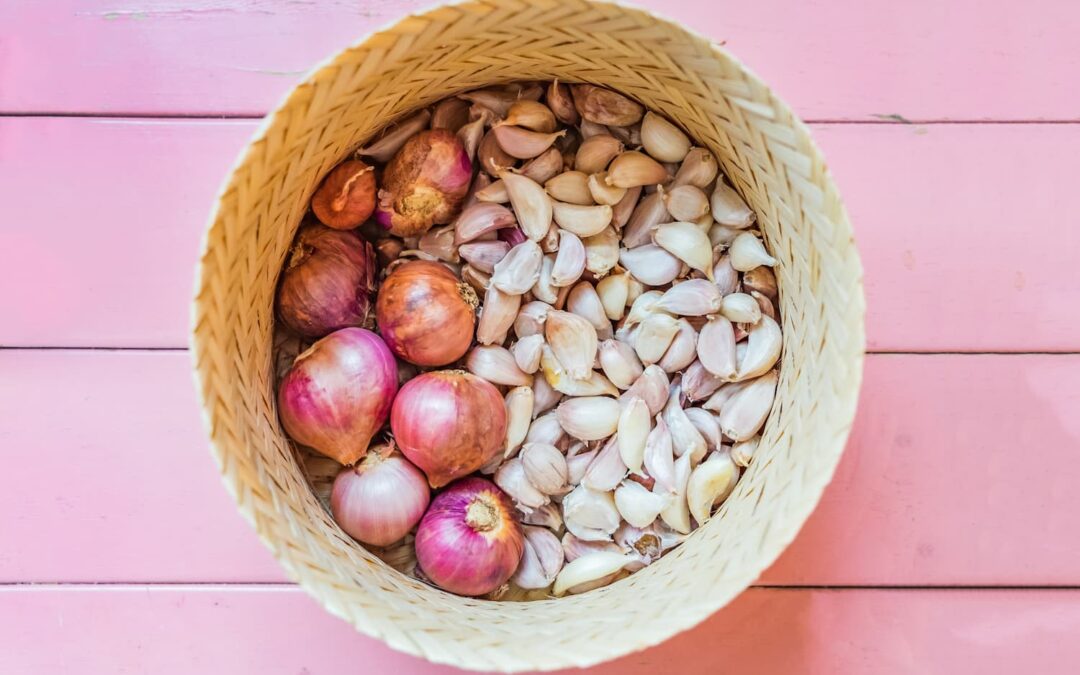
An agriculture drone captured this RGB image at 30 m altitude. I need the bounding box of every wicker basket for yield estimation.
[191,0,865,670]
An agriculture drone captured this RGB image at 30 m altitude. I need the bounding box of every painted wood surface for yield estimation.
[1,0,1078,120]
[3,350,1077,585]
[3,118,1078,351]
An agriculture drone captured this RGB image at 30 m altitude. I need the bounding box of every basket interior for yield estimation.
[192,1,864,670]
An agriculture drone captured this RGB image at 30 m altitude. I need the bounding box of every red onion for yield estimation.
[415,477,524,596]
[376,129,472,237]
[330,443,429,546]
[375,260,478,366]
[391,370,507,487]
[276,224,377,338]
[277,328,398,465]
[311,159,377,230]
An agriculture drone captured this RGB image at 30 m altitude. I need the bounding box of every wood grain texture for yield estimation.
[3,586,1079,674]
[2,118,1077,351]
[1,0,1078,120]
[3,350,1077,585]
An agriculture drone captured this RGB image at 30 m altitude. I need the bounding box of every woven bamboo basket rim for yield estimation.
[191,0,865,670]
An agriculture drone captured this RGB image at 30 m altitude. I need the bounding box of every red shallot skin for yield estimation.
[330,444,430,547]
[311,159,377,229]
[375,260,478,366]
[376,129,472,237]
[415,477,524,596]
[391,370,507,487]
[276,224,377,338]
[277,327,398,465]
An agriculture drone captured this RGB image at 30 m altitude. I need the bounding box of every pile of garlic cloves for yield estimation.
[360,81,782,598]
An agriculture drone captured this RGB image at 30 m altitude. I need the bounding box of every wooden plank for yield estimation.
[2,586,1078,674]
[3,118,1079,351]
[1,1,1078,120]
[2,350,1078,585]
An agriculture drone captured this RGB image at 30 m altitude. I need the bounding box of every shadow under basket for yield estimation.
[191,0,865,670]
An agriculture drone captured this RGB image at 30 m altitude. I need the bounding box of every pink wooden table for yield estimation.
[2,1,1079,672]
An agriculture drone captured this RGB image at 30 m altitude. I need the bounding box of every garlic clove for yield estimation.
[466,345,532,386]
[550,231,588,288]
[531,254,559,304]
[540,345,619,397]
[582,435,628,492]
[658,450,693,534]
[565,445,598,486]
[358,109,432,162]
[457,116,487,162]
[588,172,628,206]
[562,483,621,542]
[495,457,548,512]
[459,87,519,117]
[701,379,750,414]
[640,111,691,163]
[551,201,613,237]
[566,281,609,334]
[720,292,762,325]
[431,96,471,132]
[520,442,569,495]
[654,279,724,316]
[526,411,565,447]
[712,253,740,296]
[617,396,651,474]
[513,525,565,589]
[417,225,459,263]
[663,386,708,464]
[622,191,672,248]
[634,313,681,365]
[490,239,543,294]
[571,84,644,127]
[751,290,778,322]
[662,184,710,222]
[606,151,669,188]
[736,315,782,381]
[545,310,598,380]
[504,386,535,458]
[652,221,715,280]
[599,339,644,390]
[531,368,563,416]
[544,170,594,205]
[624,289,665,328]
[553,551,632,596]
[657,318,699,374]
[619,244,682,286]
[547,80,580,125]
[615,480,671,528]
[520,147,565,184]
[459,240,510,274]
[596,271,630,321]
[718,370,777,441]
[743,265,778,299]
[556,396,620,441]
[710,181,756,228]
[583,226,620,278]
[501,99,558,133]
[621,365,670,416]
[453,202,517,244]
[502,172,553,241]
[514,300,550,338]
[511,334,545,374]
[608,122,641,146]
[672,147,718,188]
[477,284,521,345]
[613,522,663,567]
[521,502,564,530]
[574,134,624,174]
[562,532,622,562]
[682,360,725,402]
[731,436,759,467]
[611,185,642,231]
[461,264,491,293]
[492,125,566,160]
[698,316,737,380]
[687,451,740,525]
[644,415,676,493]
[729,232,777,272]
[709,223,741,248]
[684,407,723,450]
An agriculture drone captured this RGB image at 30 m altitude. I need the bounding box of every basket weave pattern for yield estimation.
[191,0,865,669]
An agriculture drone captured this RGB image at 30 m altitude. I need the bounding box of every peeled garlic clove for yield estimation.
[515,300,550,338]
[574,134,623,174]
[606,151,669,188]
[547,80,579,125]
[659,450,693,534]
[583,226,620,278]
[562,532,622,562]
[460,240,510,275]
[682,360,725,402]
[461,264,491,293]
[453,202,517,244]
[492,125,566,160]
[672,147,718,188]
[551,201,613,237]
[588,172,627,206]
[657,319,698,374]
[710,181,756,228]
[615,480,671,528]
[545,310,598,380]
[653,221,715,280]
[663,387,707,464]
[358,109,432,162]
[490,239,543,294]
[599,339,644,390]
[619,245,682,286]
[520,147,564,184]
[526,411,565,447]
[477,284,521,345]
[495,457,548,512]
[556,396,620,441]
[502,172,552,241]
[721,292,762,324]
[644,415,676,492]
[501,99,557,133]
[513,525,565,589]
[712,254,740,296]
[729,232,777,272]
[662,184,710,221]
[531,254,559,304]
[737,315,782,381]
[622,191,672,248]
[520,442,569,495]
[621,365,670,416]
[553,551,632,595]
[466,345,532,386]
[566,281,609,334]
[595,271,630,321]
[639,111,691,163]
[541,345,619,397]
[718,370,778,441]
[698,316,737,380]
[502,385,535,458]
[654,279,724,316]
[511,334,544,374]
[571,84,644,127]
[635,313,681,365]
[743,265,778,300]
[618,396,651,474]
[582,435,628,492]
[550,231,588,287]
[532,368,562,416]
[684,407,722,450]
[731,436,759,467]
[544,170,594,205]
[687,451,740,525]
[522,502,564,530]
